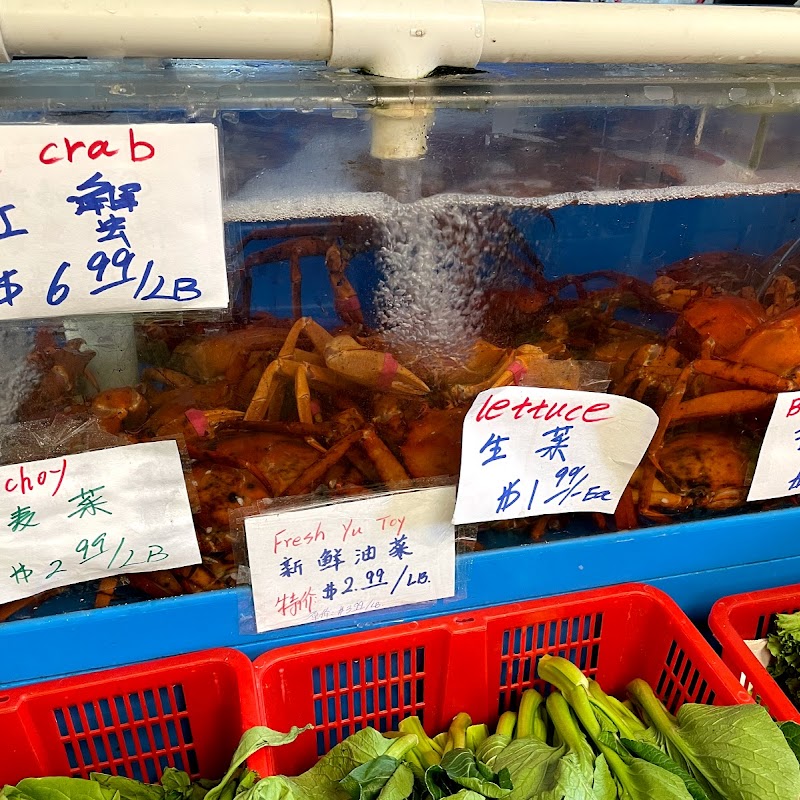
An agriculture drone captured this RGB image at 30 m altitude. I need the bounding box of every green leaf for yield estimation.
[549,752,596,800]
[781,721,800,765]
[377,765,414,800]
[436,750,512,798]
[617,760,693,800]
[591,755,617,800]
[10,779,120,800]
[205,725,313,800]
[293,728,392,797]
[340,756,401,800]
[674,704,800,800]
[230,777,303,800]
[619,739,709,800]
[89,776,163,800]
[475,736,510,771]
[424,766,452,800]
[438,793,484,800]
[205,727,312,800]
[161,770,192,800]
[494,738,565,800]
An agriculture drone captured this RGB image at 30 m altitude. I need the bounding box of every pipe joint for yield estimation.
[329,0,484,79]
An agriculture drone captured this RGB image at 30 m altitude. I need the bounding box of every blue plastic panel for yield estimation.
[2,504,800,688]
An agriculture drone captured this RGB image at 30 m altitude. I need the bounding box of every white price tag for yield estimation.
[453,388,658,525]
[747,391,800,501]
[244,485,456,633]
[0,123,228,320]
[0,440,200,602]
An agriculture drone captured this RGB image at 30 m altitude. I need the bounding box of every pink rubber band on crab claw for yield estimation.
[335,296,362,312]
[185,408,209,437]
[377,353,400,391]
[508,359,528,386]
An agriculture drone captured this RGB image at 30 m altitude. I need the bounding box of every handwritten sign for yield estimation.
[0,123,228,320]
[0,440,200,603]
[452,387,658,525]
[747,391,800,501]
[244,486,456,633]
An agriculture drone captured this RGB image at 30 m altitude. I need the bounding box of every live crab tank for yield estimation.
[3,59,800,622]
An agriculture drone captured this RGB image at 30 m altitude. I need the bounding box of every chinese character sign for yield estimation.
[0,440,201,602]
[0,124,227,320]
[748,391,800,501]
[244,485,456,633]
[453,388,659,525]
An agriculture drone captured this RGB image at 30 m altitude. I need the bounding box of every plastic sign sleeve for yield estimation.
[0,123,227,320]
[244,485,456,633]
[0,440,200,603]
[453,387,659,525]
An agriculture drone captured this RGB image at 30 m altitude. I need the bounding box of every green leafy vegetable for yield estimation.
[617,738,708,800]
[538,657,692,800]
[548,691,617,800]
[465,725,490,754]
[397,717,440,769]
[426,749,512,799]
[475,735,511,771]
[768,612,800,707]
[629,678,800,800]
[204,726,311,800]
[2,778,119,800]
[591,756,617,800]
[492,738,565,800]
[516,690,546,741]
[781,721,800,765]
[340,756,410,800]
[89,775,164,800]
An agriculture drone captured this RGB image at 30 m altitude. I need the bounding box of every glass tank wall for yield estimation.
[2,59,800,622]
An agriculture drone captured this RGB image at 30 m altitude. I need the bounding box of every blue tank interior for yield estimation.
[239,191,800,328]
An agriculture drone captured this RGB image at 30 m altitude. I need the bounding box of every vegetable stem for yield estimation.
[384,733,419,761]
[496,711,517,738]
[546,692,584,754]
[516,689,545,740]
[447,712,472,750]
[398,716,441,768]
[466,723,490,752]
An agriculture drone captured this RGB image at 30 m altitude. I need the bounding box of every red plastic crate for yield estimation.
[710,583,800,722]
[251,582,751,778]
[0,648,260,787]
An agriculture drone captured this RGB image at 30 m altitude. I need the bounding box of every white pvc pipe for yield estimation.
[481,1,800,65]
[0,0,332,60]
[0,0,799,70]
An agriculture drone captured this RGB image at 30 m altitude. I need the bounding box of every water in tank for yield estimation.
[1,59,800,620]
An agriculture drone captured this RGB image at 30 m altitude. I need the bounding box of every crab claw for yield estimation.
[323,336,430,395]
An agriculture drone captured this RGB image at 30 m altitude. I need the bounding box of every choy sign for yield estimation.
[0,440,200,602]
[0,123,228,319]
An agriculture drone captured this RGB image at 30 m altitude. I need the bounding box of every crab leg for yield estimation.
[637,365,693,514]
[324,337,430,395]
[360,426,410,484]
[673,389,777,421]
[295,364,314,424]
[692,359,796,393]
[282,429,365,496]
[326,244,363,326]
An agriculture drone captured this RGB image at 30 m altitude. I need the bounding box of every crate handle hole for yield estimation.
[454,617,475,624]
[0,695,9,703]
